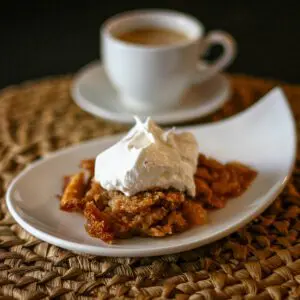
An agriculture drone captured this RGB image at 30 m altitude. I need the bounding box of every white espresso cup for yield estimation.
[101,10,236,112]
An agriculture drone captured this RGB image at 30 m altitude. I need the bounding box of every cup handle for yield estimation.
[192,31,236,84]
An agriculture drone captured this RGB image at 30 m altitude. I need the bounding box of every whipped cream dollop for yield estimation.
[94,117,199,196]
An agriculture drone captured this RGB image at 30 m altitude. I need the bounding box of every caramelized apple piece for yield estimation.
[60,172,86,211]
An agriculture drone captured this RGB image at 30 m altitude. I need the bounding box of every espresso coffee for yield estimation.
[116,27,188,46]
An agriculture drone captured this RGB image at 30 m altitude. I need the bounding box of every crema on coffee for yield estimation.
[115,27,189,46]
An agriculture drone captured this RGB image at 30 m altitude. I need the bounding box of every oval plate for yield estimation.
[6,88,296,257]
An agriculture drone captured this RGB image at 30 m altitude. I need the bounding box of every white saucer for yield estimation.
[6,88,296,257]
[71,61,231,125]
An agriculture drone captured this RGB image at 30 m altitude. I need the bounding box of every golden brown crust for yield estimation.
[83,180,106,209]
[195,154,257,208]
[84,201,115,243]
[182,201,207,225]
[147,211,188,237]
[59,154,257,243]
[107,190,165,213]
[80,159,95,177]
[60,172,86,211]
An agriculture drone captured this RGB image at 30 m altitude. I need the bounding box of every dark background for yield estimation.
[1,1,300,89]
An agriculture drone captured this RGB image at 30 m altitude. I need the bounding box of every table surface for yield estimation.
[1,0,300,89]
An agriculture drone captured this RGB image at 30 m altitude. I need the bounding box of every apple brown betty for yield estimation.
[58,154,257,243]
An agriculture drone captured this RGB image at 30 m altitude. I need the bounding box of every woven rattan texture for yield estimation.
[1,75,300,300]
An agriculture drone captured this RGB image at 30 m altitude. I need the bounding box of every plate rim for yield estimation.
[71,60,231,125]
[6,88,297,256]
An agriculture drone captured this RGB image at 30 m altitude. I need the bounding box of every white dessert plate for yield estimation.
[6,88,296,257]
[71,61,231,125]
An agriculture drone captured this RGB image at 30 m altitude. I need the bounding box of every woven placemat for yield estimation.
[1,75,300,300]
